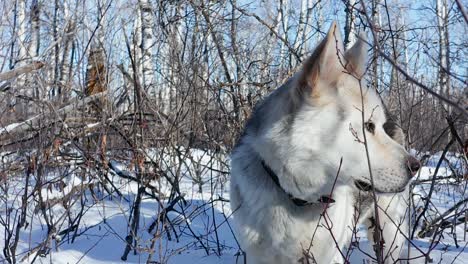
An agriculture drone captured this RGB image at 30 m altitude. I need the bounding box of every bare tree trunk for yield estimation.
[371,0,382,92]
[130,4,142,110]
[9,1,18,70]
[344,0,357,49]
[85,46,107,97]
[15,0,27,96]
[401,15,409,72]
[230,0,243,116]
[30,0,40,98]
[279,0,290,69]
[436,0,451,146]
[302,0,315,50]
[139,0,155,94]
[436,0,450,97]
[59,1,76,103]
[166,2,183,113]
[52,0,60,98]
[30,0,40,59]
[17,0,27,66]
[14,0,38,120]
[389,14,403,122]
[315,0,323,43]
[197,2,238,121]
[262,3,282,82]
[85,7,107,106]
[294,0,308,60]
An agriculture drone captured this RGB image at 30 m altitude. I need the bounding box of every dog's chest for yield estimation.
[285,185,357,263]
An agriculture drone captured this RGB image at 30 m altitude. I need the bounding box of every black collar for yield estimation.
[261,160,335,206]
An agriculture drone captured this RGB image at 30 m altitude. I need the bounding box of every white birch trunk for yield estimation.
[139,0,155,94]
[14,0,32,119]
[17,0,27,66]
[315,0,323,43]
[263,3,282,77]
[133,6,143,84]
[167,4,183,112]
[58,1,75,102]
[344,0,356,49]
[30,0,39,59]
[30,0,40,98]
[294,0,307,58]
[371,0,382,92]
[124,7,142,112]
[278,0,289,67]
[302,0,315,50]
[401,14,409,72]
[436,0,450,96]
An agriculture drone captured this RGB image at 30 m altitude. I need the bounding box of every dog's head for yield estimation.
[249,22,420,197]
[291,22,419,193]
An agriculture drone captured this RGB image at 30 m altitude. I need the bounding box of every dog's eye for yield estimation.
[364,121,375,134]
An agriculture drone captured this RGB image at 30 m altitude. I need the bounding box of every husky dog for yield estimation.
[230,22,420,264]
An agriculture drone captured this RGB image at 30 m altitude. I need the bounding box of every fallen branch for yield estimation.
[0,61,44,81]
[0,92,107,138]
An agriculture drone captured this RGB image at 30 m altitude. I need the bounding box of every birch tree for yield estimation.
[279,0,290,68]
[15,0,28,104]
[164,2,183,113]
[58,0,76,103]
[344,0,357,49]
[262,2,283,82]
[30,0,40,98]
[13,0,40,119]
[436,0,450,97]
[294,0,308,61]
[16,0,27,67]
[371,0,382,92]
[139,0,155,94]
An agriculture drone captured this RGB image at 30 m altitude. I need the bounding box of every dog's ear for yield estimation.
[344,33,368,78]
[299,21,345,97]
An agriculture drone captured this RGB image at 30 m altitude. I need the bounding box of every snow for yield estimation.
[1,149,467,263]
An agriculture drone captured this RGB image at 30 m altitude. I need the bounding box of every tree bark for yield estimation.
[139,0,155,93]
[436,0,450,97]
[344,0,357,49]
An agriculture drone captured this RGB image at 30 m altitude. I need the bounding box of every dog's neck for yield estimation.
[260,159,335,206]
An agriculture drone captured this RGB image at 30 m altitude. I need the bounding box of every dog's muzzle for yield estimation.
[354,180,407,193]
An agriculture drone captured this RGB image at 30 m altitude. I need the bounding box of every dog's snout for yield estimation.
[407,156,421,177]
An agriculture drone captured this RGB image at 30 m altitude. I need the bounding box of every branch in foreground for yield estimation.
[455,0,468,24]
[377,50,468,118]
[358,1,468,118]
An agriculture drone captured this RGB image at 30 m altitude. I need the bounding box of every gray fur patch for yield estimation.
[242,78,303,139]
[383,121,405,146]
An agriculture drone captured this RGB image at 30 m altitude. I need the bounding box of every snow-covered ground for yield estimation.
[1,149,467,263]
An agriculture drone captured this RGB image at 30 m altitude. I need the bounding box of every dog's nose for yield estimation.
[407,156,421,176]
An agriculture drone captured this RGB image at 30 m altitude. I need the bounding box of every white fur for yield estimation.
[367,190,410,263]
[230,22,414,263]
